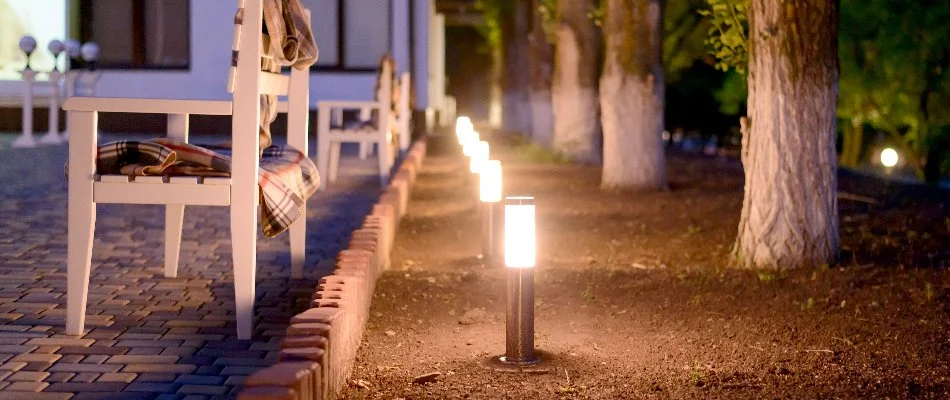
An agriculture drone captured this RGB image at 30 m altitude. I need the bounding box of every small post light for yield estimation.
[19,36,37,71]
[469,141,489,174]
[479,160,503,262]
[456,116,473,140]
[80,42,100,71]
[502,196,538,365]
[881,147,899,172]
[461,131,480,156]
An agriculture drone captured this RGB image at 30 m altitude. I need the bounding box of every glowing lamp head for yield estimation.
[880,148,899,168]
[469,141,489,173]
[461,131,480,156]
[456,116,473,143]
[504,197,536,268]
[479,160,502,203]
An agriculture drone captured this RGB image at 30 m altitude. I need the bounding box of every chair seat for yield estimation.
[88,138,320,237]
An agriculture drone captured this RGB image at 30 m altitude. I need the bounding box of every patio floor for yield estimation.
[0,134,380,399]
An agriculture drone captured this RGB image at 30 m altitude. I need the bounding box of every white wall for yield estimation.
[0,0,426,107]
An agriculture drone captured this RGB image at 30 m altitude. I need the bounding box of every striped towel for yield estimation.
[93,139,320,238]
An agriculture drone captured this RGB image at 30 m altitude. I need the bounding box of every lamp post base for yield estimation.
[480,350,553,373]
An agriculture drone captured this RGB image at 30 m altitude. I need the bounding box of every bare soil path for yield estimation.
[343,134,950,399]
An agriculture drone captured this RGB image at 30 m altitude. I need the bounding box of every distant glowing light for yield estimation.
[880,148,899,168]
[480,160,502,203]
[461,131,480,156]
[504,197,536,269]
[469,141,489,173]
[456,116,474,142]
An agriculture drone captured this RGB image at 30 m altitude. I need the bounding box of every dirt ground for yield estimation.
[340,133,950,399]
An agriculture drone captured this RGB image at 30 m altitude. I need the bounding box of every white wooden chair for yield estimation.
[395,72,412,153]
[64,0,311,340]
[316,59,410,186]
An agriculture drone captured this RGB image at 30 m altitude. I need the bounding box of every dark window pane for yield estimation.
[80,0,189,69]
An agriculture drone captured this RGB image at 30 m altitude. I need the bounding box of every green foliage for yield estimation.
[838,0,950,180]
[588,0,606,27]
[663,0,712,81]
[714,69,747,115]
[697,0,749,73]
[475,0,504,49]
[537,0,559,43]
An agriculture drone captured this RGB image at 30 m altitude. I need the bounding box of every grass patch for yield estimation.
[510,134,572,164]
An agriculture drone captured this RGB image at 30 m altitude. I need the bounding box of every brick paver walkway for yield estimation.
[0,134,378,399]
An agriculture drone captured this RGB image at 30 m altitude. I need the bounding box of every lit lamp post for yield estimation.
[483,196,550,372]
[12,36,39,148]
[479,160,503,263]
[880,147,899,174]
[469,141,489,201]
[500,196,541,366]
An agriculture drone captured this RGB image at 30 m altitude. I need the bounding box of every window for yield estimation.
[78,0,190,69]
[306,0,391,70]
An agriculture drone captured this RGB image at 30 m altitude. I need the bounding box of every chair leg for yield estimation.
[67,110,98,337]
[328,142,341,183]
[164,205,185,278]
[231,204,258,340]
[66,195,96,336]
[316,110,330,183]
[289,201,306,279]
[358,142,369,160]
[377,144,391,187]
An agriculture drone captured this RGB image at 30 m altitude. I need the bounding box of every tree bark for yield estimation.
[502,0,533,135]
[735,0,840,269]
[600,0,667,190]
[527,0,555,147]
[553,0,601,163]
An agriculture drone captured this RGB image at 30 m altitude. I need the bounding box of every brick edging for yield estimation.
[237,139,428,400]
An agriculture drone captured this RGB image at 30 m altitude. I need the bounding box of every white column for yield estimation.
[391,0,411,76]
[12,70,39,148]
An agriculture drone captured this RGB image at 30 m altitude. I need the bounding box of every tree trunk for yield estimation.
[502,0,533,135]
[553,0,601,163]
[734,0,839,269]
[839,121,863,168]
[600,0,667,190]
[489,41,504,128]
[527,0,555,147]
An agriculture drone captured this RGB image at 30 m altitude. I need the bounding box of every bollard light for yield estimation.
[456,116,473,140]
[480,161,503,262]
[469,141,489,174]
[501,196,538,366]
[881,148,899,168]
[461,131,480,156]
[504,197,535,269]
[479,160,502,203]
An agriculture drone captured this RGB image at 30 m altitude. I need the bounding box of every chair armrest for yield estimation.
[64,97,233,116]
[316,100,380,110]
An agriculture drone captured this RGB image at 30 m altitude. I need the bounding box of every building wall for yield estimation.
[0,0,431,109]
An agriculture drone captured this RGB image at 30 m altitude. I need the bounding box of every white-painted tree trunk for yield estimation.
[529,90,555,147]
[600,0,666,190]
[735,0,839,269]
[553,0,601,163]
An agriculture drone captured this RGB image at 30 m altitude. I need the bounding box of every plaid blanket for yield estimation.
[93,138,319,238]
